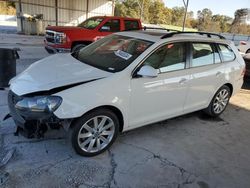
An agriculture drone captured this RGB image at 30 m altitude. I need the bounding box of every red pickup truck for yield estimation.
[44,16,142,53]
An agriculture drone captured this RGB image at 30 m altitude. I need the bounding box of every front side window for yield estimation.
[78,17,103,29]
[191,43,214,67]
[218,44,235,62]
[143,43,186,73]
[72,34,152,72]
[101,19,120,32]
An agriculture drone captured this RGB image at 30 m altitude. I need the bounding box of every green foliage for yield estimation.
[0,1,16,15]
[114,1,250,35]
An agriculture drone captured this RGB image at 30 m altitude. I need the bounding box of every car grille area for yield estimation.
[45,30,55,43]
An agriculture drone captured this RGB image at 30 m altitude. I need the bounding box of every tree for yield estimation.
[230,9,249,34]
[212,14,232,32]
[197,8,213,31]
[149,0,172,24]
[114,0,151,23]
[0,1,16,15]
[171,7,185,26]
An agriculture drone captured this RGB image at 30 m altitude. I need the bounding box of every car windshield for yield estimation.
[72,34,153,72]
[77,17,103,29]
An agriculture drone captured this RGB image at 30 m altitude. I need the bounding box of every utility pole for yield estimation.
[182,0,189,31]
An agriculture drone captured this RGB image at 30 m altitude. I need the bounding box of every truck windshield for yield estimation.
[72,34,153,72]
[78,17,103,29]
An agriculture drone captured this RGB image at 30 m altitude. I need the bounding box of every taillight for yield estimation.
[240,41,247,45]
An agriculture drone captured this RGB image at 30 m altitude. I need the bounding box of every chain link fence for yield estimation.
[220,33,250,46]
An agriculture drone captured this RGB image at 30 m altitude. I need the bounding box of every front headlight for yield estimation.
[15,96,62,113]
[55,32,66,44]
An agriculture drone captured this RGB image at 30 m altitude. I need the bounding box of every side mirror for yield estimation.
[100,26,110,32]
[137,65,158,78]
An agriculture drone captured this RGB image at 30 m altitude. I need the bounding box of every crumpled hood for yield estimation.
[10,53,112,96]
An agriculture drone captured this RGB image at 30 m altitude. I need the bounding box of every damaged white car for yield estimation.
[8,31,245,156]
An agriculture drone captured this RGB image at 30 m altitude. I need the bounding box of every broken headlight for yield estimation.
[15,96,62,113]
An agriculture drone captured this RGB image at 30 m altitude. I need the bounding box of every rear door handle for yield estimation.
[179,78,188,84]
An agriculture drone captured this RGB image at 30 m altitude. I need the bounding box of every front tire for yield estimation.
[72,44,86,53]
[71,109,119,157]
[204,85,231,117]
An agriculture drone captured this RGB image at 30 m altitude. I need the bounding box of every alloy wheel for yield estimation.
[213,89,230,114]
[77,116,115,153]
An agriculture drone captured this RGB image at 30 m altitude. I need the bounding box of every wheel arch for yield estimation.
[224,83,233,95]
[71,41,92,51]
[70,105,124,133]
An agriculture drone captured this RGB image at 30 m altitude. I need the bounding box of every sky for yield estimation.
[163,0,250,18]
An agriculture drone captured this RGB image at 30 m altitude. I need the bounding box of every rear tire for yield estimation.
[203,85,231,117]
[71,109,119,157]
[72,44,86,53]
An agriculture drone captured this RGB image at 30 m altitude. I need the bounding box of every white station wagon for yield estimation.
[8,31,245,156]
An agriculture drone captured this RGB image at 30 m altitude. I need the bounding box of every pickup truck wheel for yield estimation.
[71,109,119,157]
[203,85,231,117]
[72,44,86,52]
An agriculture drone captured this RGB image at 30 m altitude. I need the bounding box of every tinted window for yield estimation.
[124,20,140,31]
[143,43,186,72]
[191,43,214,67]
[102,19,120,32]
[218,44,235,62]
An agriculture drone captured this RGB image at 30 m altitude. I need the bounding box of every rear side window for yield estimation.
[191,43,214,67]
[218,44,235,62]
[124,20,140,31]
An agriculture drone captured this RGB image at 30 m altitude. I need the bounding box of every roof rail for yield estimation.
[161,31,226,39]
[143,26,179,32]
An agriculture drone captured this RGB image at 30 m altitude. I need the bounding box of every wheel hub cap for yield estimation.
[213,89,229,114]
[77,116,115,153]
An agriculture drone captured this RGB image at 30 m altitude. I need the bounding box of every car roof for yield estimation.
[89,16,140,20]
[116,30,231,45]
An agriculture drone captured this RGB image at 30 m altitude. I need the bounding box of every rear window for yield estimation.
[218,44,235,62]
[124,20,140,31]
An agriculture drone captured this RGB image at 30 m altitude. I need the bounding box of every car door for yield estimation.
[183,42,226,113]
[129,42,190,128]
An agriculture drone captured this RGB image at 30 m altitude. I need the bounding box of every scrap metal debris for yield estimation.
[0,147,16,168]
[0,132,16,186]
